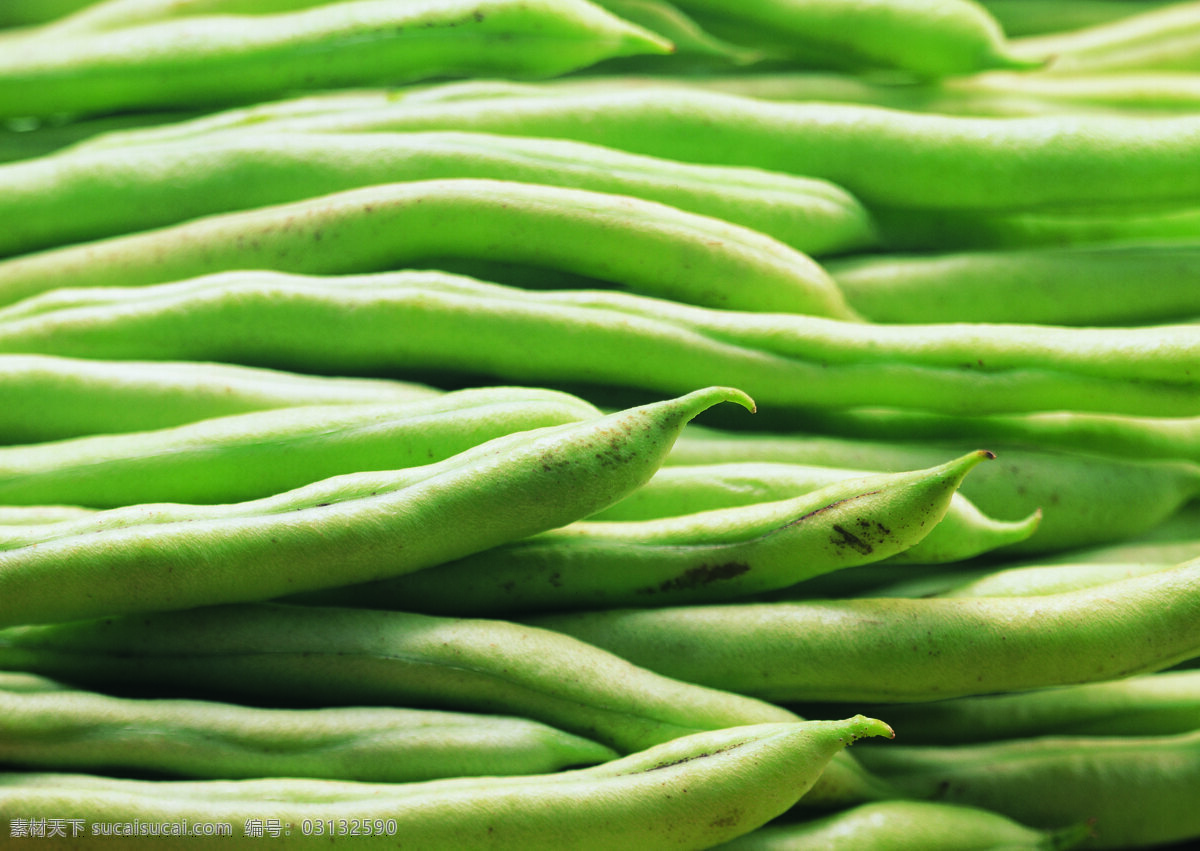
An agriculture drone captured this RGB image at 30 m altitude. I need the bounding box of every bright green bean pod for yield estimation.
[0,354,441,444]
[826,241,1200,326]
[529,556,1200,703]
[0,179,853,317]
[0,387,600,507]
[589,461,1041,565]
[938,69,1200,116]
[1010,1,1200,73]
[212,87,1200,212]
[825,670,1200,745]
[0,130,876,259]
[762,503,1200,601]
[0,717,893,850]
[859,561,1168,601]
[876,200,1200,252]
[669,0,1035,77]
[784,407,1200,466]
[0,672,619,781]
[853,729,1200,849]
[1,271,1195,422]
[0,0,95,29]
[0,0,670,119]
[0,601,799,756]
[296,451,994,616]
[0,505,95,525]
[668,426,1200,553]
[0,386,752,627]
[712,800,1089,850]
[590,0,763,65]
[932,561,1181,599]
[31,0,336,35]
[981,0,1176,38]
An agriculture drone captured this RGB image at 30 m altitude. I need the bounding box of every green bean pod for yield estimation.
[1010,1,1200,73]
[0,505,95,525]
[0,386,752,627]
[0,672,619,781]
[668,426,1200,553]
[670,0,1034,78]
[31,0,336,35]
[826,242,1200,326]
[2,270,1196,422]
[0,387,600,507]
[980,0,1176,38]
[935,561,1184,599]
[296,451,994,616]
[853,729,1200,849]
[875,200,1200,252]
[0,354,443,445]
[782,406,1200,466]
[0,717,893,850]
[0,0,670,119]
[590,0,763,65]
[819,504,1200,600]
[712,800,1090,850]
[0,178,853,318]
[0,601,799,756]
[215,87,1200,212]
[528,556,1200,703]
[0,130,875,259]
[855,561,1166,602]
[589,461,1041,565]
[821,670,1200,745]
[0,0,94,29]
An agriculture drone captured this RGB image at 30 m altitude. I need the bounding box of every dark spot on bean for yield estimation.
[830,524,873,555]
[709,810,741,828]
[640,562,750,595]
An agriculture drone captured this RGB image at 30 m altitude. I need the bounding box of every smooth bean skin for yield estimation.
[1010,1,1200,73]
[589,0,763,65]
[0,388,600,507]
[32,0,337,35]
[669,427,1200,554]
[220,88,1200,212]
[671,0,1033,78]
[0,602,798,756]
[0,386,752,627]
[0,718,893,850]
[0,0,670,119]
[812,505,1200,600]
[2,270,1195,421]
[0,353,441,444]
[297,452,994,616]
[712,800,1088,850]
[0,505,95,525]
[0,673,619,782]
[0,178,853,318]
[0,0,95,28]
[980,0,1177,38]
[826,242,1200,326]
[853,729,1200,849]
[784,407,1200,466]
[819,671,1200,745]
[589,461,1041,565]
[528,556,1200,703]
[0,130,876,258]
[875,200,1200,253]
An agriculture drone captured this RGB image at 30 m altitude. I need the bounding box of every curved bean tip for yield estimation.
[679,386,756,416]
[845,715,895,743]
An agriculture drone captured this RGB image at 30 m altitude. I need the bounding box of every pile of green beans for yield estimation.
[2,1,1199,848]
